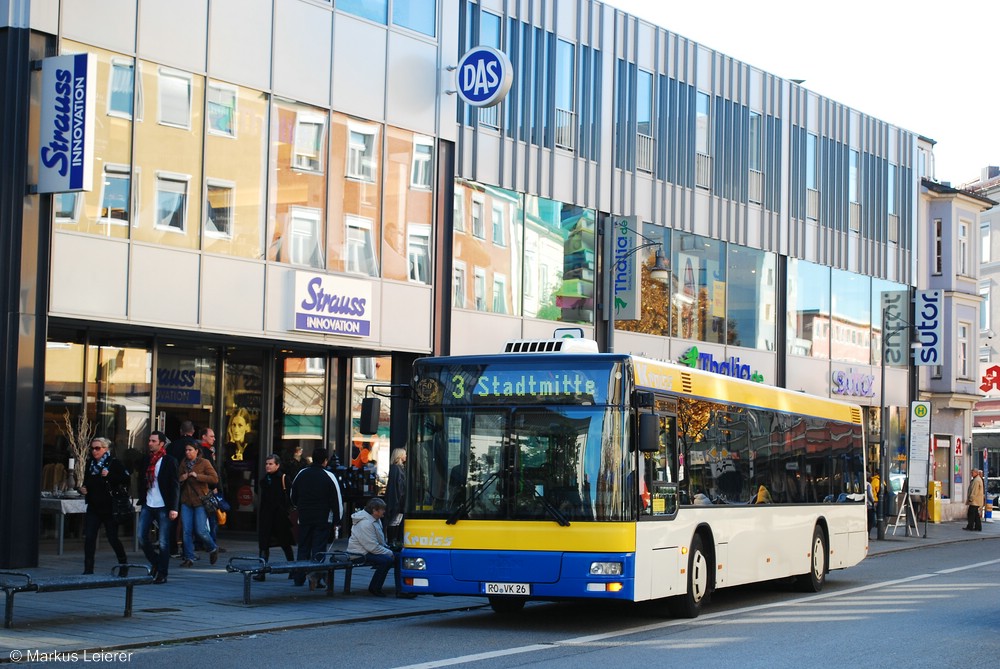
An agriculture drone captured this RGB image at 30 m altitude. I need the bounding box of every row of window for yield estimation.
[53,42,435,284]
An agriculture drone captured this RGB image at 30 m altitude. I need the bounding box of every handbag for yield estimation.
[110,485,133,523]
[201,493,220,513]
[214,492,231,512]
[282,474,300,542]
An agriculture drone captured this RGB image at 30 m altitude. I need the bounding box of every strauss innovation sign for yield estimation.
[38,53,96,193]
[291,272,372,337]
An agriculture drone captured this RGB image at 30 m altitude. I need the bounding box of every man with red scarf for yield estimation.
[137,431,180,584]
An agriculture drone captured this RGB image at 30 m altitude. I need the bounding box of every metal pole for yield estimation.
[877,305,888,540]
[602,216,615,353]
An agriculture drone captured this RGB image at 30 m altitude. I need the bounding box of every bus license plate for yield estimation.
[484,582,530,596]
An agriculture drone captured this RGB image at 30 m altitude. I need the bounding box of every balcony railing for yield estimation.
[849,202,861,232]
[749,169,763,204]
[478,105,499,129]
[555,108,575,151]
[806,188,819,220]
[636,133,654,172]
[696,152,712,189]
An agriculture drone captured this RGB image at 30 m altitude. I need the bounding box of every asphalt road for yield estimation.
[94,537,1000,669]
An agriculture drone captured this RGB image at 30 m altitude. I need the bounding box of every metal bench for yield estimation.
[225,551,367,605]
[0,564,153,628]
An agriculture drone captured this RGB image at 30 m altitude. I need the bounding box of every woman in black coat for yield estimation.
[79,437,129,574]
[255,453,295,580]
[384,448,407,547]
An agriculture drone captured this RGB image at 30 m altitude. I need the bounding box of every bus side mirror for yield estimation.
[359,397,381,435]
[638,413,660,452]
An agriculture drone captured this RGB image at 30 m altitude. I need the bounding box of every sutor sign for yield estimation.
[455,46,513,108]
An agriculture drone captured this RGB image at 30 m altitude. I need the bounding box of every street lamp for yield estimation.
[601,218,670,353]
[877,305,917,540]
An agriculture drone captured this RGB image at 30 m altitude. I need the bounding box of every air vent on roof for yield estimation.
[503,339,600,354]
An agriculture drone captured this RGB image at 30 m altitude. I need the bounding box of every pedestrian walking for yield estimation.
[254,453,296,581]
[79,437,129,574]
[137,431,179,584]
[965,468,984,531]
[289,447,344,589]
[178,443,220,567]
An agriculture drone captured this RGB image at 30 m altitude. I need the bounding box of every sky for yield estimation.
[603,0,1000,186]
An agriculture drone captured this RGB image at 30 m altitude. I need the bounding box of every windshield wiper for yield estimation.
[528,485,571,526]
[446,469,501,525]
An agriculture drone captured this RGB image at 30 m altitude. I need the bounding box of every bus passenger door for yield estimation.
[636,401,681,600]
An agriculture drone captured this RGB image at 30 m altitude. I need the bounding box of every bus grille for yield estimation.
[680,372,694,393]
[503,339,599,354]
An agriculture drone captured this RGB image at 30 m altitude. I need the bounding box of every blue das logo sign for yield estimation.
[455,46,513,108]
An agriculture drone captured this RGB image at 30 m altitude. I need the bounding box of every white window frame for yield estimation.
[491,204,506,246]
[346,121,378,182]
[982,222,991,264]
[353,356,375,380]
[474,267,487,311]
[471,198,485,239]
[293,112,326,173]
[934,219,943,275]
[492,273,507,314]
[107,57,139,120]
[524,249,537,298]
[54,192,83,224]
[410,135,433,189]
[958,220,970,276]
[157,67,192,129]
[981,284,991,332]
[204,177,236,239]
[407,223,431,284]
[154,171,191,233]
[305,357,325,374]
[289,206,323,267]
[98,164,132,226]
[206,81,238,138]
[453,188,465,232]
[346,214,378,277]
[958,321,971,379]
[453,261,467,309]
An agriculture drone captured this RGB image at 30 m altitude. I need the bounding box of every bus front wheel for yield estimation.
[489,596,526,615]
[669,534,710,618]
[794,525,827,592]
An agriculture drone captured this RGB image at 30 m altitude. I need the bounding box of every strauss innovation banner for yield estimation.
[38,53,96,193]
[292,272,372,337]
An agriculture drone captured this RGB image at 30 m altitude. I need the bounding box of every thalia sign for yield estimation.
[292,272,372,337]
[38,53,96,193]
[455,46,513,108]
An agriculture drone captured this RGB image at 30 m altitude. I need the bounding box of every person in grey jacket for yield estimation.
[346,497,415,598]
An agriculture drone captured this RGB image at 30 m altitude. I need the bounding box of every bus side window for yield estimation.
[641,407,678,516]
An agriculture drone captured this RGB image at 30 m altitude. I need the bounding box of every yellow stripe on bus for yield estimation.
[631,358,861,423]
[403,520,637,552]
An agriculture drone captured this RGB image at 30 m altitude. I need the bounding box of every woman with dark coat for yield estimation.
[79,437,129,574]
[255,453,296,580]
[384,448,407,547]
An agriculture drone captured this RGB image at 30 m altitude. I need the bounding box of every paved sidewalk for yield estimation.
[1,519,996,660]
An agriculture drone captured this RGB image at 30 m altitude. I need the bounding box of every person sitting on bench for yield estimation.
[347,497,415,599]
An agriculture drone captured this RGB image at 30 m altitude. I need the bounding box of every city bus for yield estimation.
[390,339,868,616]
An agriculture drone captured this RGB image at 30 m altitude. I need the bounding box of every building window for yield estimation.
[453,188,465,232]
[410,136,433,189]
[887,164,897,216]
[806,133,818,190]
[207,83,237,137]
[289,207,323,268]
[749,112,763,204]
[959,220,970,275]
[408,225,431,284]
[492,274,507,314]
[453,262,467,309]
[205,179,235,238]
[54,192,82,224]
[99,164,131,224]
[849,150,860,204]
[346,215,378,277]
[472,199,485,239]
[155,174,189,232]
[555,39,575,151]
[636,69,654,172]
[981,285,991,332]
[474,267,487,311]
[491,205,506,246]
[347,124,377,182]
[337,0,387,24]
[982,223,991,264]
[934,219,943,275]
[695,92,711,188]
[108,58,137,119]
[158,67,192,129]
[958,322,970,379]
[293,113,326,173]
[392,0,435,36]
[524,248,537,298]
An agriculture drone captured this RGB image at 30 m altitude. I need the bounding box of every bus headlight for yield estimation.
[589,561,623,576]
[402,557,427,570]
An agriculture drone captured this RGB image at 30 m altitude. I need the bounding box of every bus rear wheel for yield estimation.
[489,596,526,615]
[794,525,827,592]
[669,534,710,618]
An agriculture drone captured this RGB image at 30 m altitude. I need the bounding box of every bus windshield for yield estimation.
[408,405,634,522]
